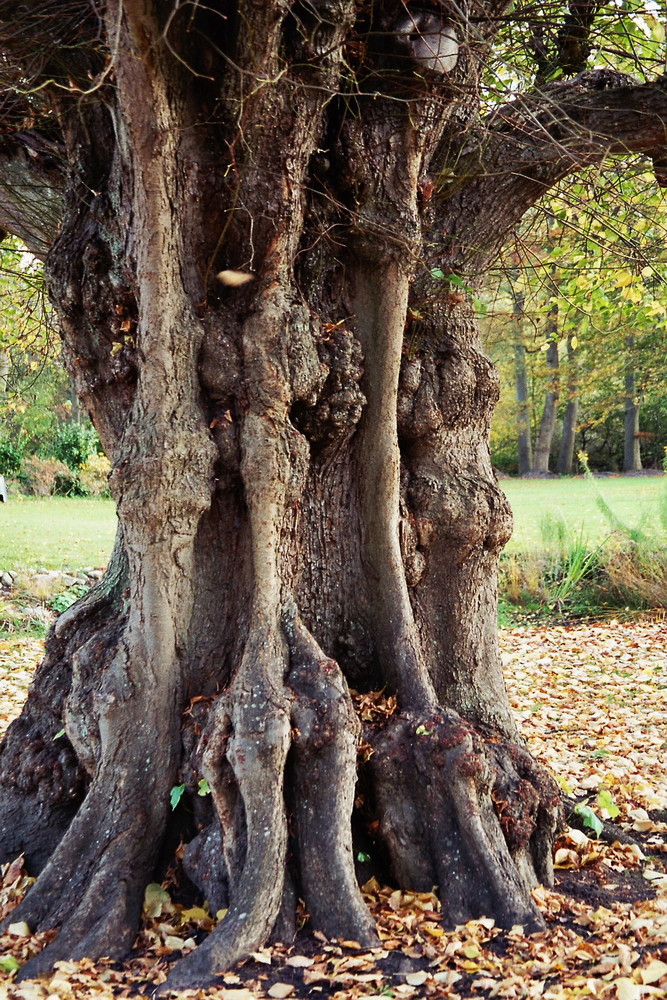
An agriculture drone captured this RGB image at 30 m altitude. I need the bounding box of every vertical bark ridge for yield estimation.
[353,258,436,710]
[367,713,549,931]
[9,3,218,977]
[283,601,378,946]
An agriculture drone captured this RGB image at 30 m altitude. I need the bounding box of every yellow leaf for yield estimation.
[615,271,633,288]
[216,269,255,287]
[615,977,641,1000]
[641,960,667,984]
[7,920,31,937]
[462,944,480,958]
[285,955,314,968]
[163,935,186,950]
[180,906,209,922]
[251,948,272,964]
[422,923,444,937]
[143,882,171,918]
[47,976,74,996]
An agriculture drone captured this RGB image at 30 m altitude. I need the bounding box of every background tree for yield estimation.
[485,164,667,475]
[0,1,666,991]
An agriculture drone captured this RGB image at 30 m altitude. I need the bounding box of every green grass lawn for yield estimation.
[0,477,665,571]
[501,476,666,552]
[0,496,117,571]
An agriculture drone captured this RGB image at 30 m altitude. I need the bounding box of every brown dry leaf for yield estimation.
[0,621,666,1000]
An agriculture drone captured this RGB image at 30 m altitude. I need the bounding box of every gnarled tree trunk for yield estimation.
[1,0,667,991]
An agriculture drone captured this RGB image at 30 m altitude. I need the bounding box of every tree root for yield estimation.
[6,755,168,980]
[0,529,129,872]
[161,619,292,992]
[284,604,378,947]
[367,711,557,931]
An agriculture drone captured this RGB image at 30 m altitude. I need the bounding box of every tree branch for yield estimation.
[440,73,667,269]
[0,133,65,257]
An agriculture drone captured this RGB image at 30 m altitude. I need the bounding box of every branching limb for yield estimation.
[0,134,64,256]
[436,75,667,269]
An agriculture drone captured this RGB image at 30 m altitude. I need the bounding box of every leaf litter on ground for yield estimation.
[0,618,666,998]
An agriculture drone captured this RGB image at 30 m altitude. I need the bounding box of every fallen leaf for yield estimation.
[615,977,642,1000]
[405,970,429,985]
[267,984,294,999]
[285,955,314,968]
[641,960,667,984]
[7,920,30,937]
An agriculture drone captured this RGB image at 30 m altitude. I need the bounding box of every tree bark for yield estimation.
[533,300,560,474]
[1,0,666,990]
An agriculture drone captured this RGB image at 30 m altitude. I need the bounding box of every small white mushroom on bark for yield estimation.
[395,12,459,74]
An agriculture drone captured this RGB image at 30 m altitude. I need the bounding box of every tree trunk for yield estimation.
[0,1,582,989]
[557,335,578,475]
[533,312,560,474]
[511,290,533,475]
[624,337,642,472]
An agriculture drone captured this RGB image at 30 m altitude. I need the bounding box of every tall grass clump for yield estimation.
[579,452,667,611]
[579,453,667,609]
[500,510,603,611]
[500,457,667,616]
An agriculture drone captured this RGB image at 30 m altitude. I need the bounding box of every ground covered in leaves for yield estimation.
[1,615,666,999]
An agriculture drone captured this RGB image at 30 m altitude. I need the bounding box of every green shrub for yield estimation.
[51,422,100,470]
[0,437,24,476]
[53,469,88,497]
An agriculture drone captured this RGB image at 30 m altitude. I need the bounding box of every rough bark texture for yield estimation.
[1,0,666,990]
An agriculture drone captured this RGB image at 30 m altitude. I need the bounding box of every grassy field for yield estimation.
[0,477,664,572]
[0,496,116,571]
[501,476,666,552]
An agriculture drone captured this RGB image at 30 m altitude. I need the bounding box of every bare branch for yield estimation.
[0,133,64,257]
[440,72,667,268]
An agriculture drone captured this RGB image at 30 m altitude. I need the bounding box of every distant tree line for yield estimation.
[483,166,667,476]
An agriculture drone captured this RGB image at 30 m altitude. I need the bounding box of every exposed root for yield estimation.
[0,530,129,872]
[488,741,564,888]
[284,603,378,947]
[161,620,292,992]
[367,711,550,931]
[7,750,169,980]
